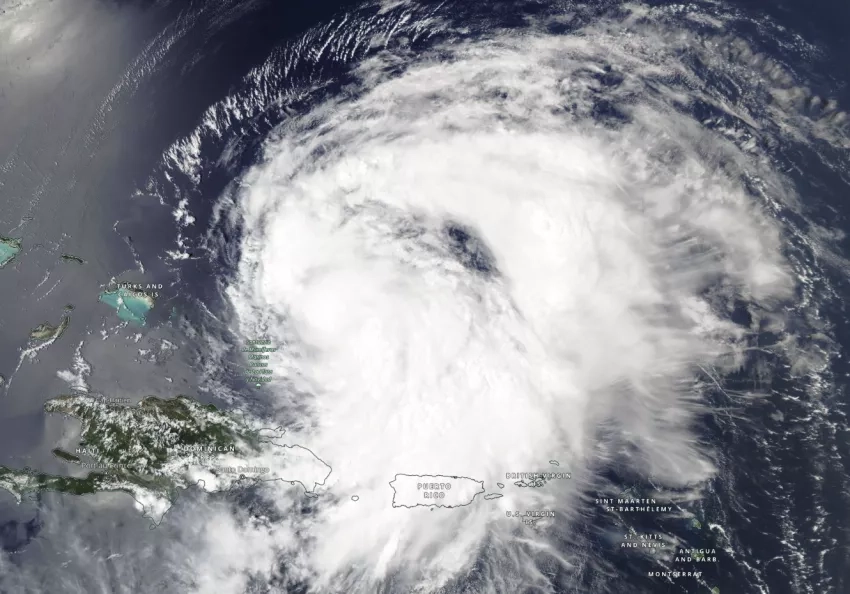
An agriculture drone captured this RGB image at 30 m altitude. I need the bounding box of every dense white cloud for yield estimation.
[3,1,844,592]
[220,10,804,592]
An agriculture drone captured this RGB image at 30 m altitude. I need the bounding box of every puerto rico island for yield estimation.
[390,474,485,509]
[0,394,331,527]
[0,236,22,268]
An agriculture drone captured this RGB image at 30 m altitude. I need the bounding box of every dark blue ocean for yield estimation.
[0,1,848,592]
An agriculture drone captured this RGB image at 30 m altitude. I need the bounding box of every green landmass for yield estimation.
[44,394,246,474]
[60,253,85,264]
[692,518,702,529]
[0,465,178,524]
[98,288,155,325]
[0,394,331,527]
[0,395,243,524]
[29,315,70,342]
[0,466,110,499]
[0,236,21,268]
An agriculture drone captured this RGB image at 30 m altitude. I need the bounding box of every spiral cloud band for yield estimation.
[206,4,832,591]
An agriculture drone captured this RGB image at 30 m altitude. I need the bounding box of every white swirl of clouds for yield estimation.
[0,2,844,594]
[203,3,848,592]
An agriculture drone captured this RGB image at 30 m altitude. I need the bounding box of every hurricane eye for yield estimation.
[442,221,498,275]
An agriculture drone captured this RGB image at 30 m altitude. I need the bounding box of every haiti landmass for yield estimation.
[0,394,331,527]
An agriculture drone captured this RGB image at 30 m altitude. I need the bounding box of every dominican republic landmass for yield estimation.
[0,394,331,527]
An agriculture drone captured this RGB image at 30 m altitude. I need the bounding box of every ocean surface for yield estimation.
[0,0,848,592]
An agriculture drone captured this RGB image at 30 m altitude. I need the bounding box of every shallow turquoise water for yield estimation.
[0,238,21,267]
[98,288,153,325]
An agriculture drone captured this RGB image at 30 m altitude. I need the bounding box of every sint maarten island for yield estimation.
[0,395,331,527]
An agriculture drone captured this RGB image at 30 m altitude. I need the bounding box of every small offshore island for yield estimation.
[29,315,70,342]
[0,395,331,527]
[60,253,85,265]
[0,236,22,268]
[98,287,155,325]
